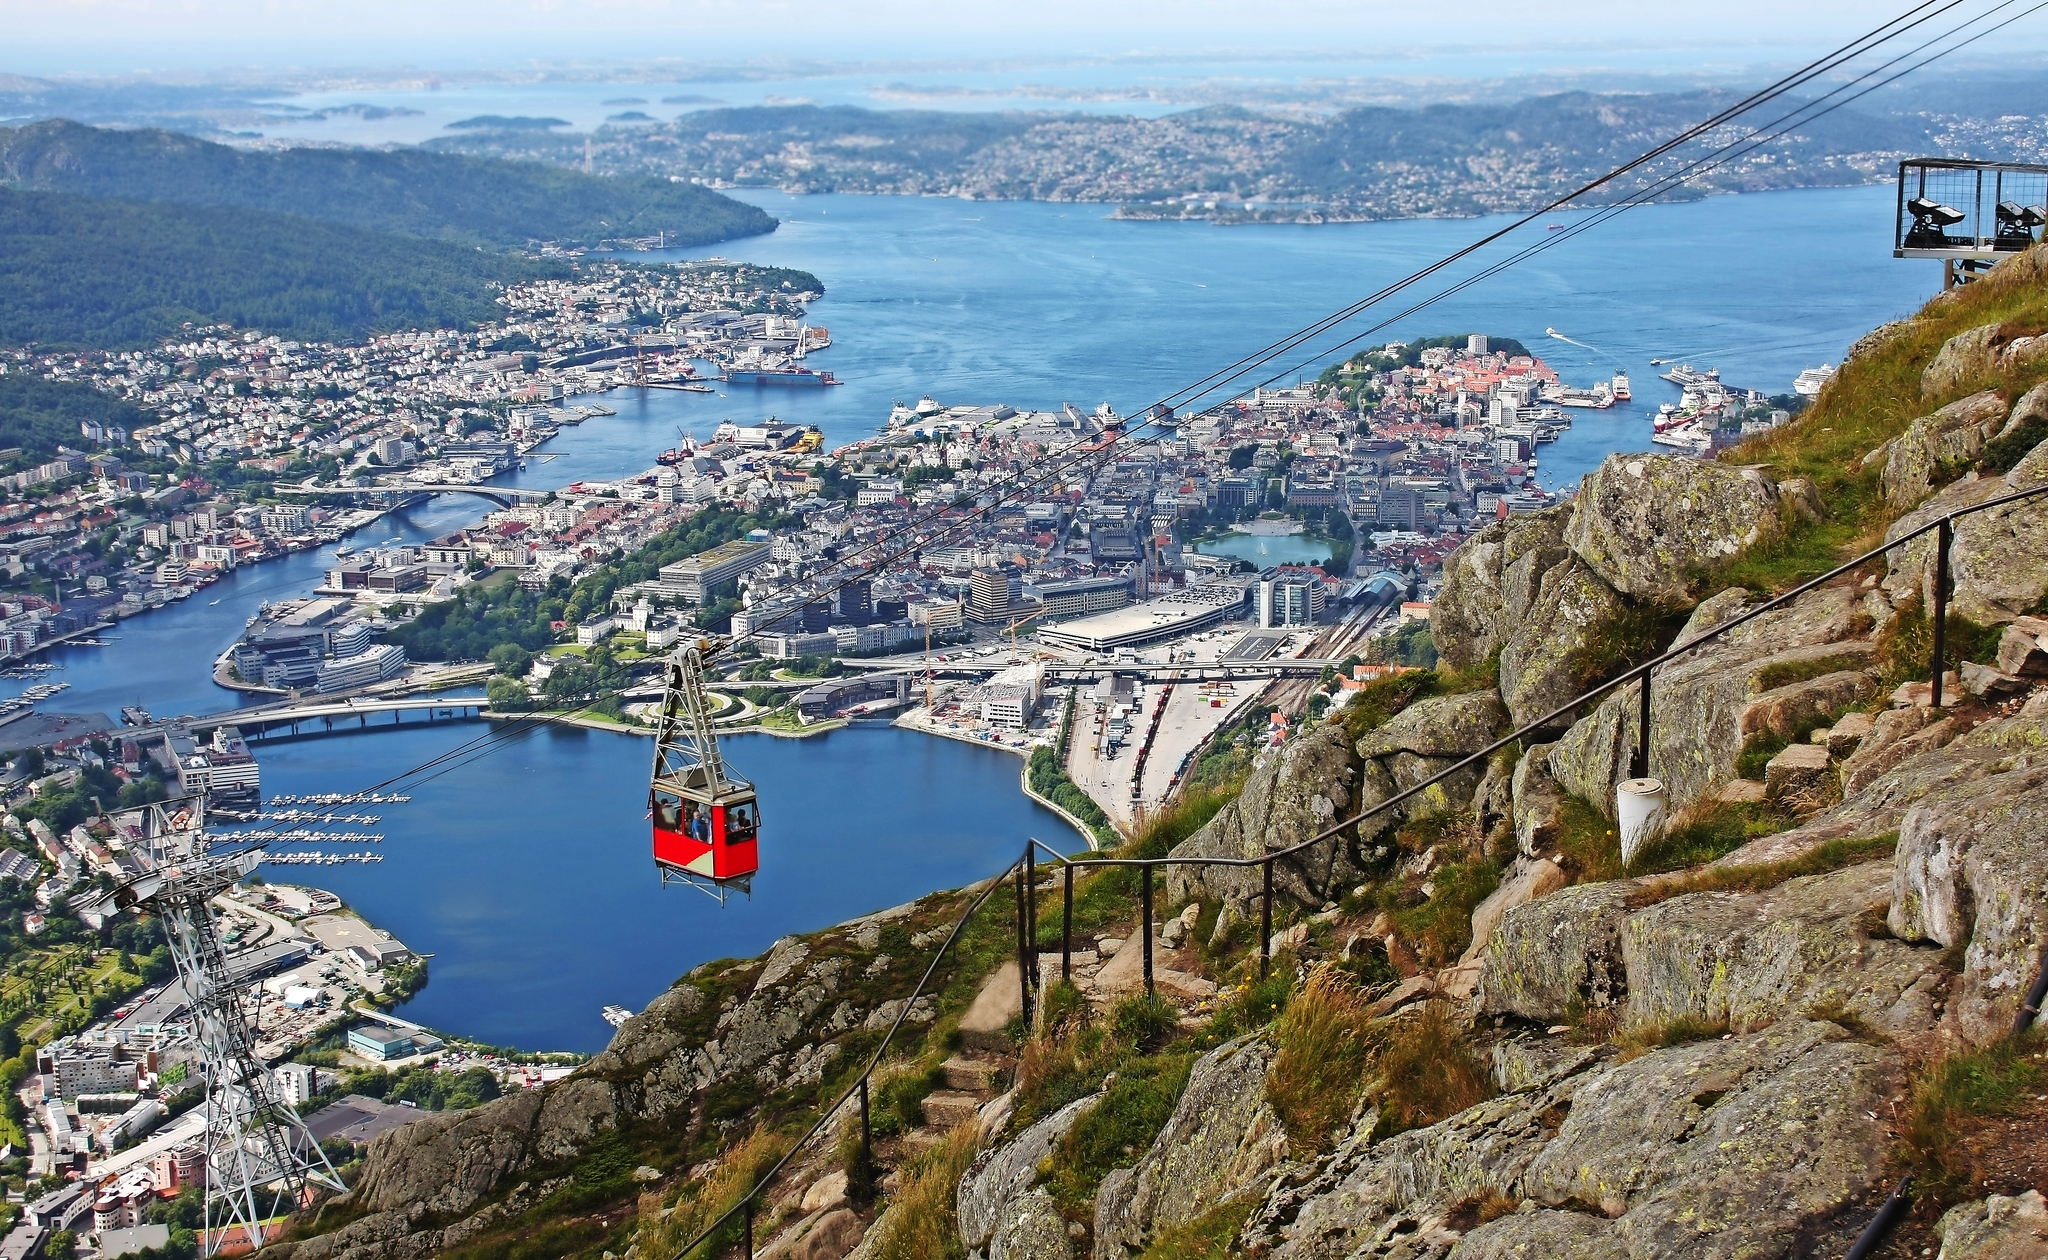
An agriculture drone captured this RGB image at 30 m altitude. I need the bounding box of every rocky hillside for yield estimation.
[272,249,2048,1260]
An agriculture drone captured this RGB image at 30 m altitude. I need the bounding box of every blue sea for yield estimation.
[34,183,1937,1050]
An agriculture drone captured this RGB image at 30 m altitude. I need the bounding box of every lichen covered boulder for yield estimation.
[1881,389,2010,507]
[1563,453,1784,607]
[1093,1035,1286,1260]
[959,1095,1099,1258]
[1476,881,1634,1023]
[1887,763,2048,1043]
[1429,506,1573,673]
[1495,557,1631,730]
[1621,861,1946,1039]
[1166,721,1364,912]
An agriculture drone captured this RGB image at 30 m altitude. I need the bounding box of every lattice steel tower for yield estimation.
[116,800,342,1256]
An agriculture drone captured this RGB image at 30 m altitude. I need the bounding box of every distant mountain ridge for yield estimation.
[425,89,1955,221]
[0,119,776,249]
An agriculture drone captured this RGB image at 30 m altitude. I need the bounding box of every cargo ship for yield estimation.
[720,364,841,387]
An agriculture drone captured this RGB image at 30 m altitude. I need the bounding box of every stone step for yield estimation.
[941,1056,1001,1093]
[920,1089,985,1129]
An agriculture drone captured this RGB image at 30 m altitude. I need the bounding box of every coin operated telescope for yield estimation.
[1896,158,2048,289]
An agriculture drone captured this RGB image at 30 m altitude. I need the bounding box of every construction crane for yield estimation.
[649,636,759,900]
[112,799,342,1256]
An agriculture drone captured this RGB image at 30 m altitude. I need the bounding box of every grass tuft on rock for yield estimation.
[1371,1001,1496,1139]
[1897,1031,2044,1210]
[1626,799,1794,875]
[867,1122,981,1260]
[1044,1052,1195,1216]
[1267,965,1376,1153]
[1137,1199,1259,1260]
[1616,1014,1729,1061]
[628,1128,782,1260]
[1622,833,1898,910]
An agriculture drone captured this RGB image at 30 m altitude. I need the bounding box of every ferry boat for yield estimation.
[1660,363,1721,388]
[602,1005,633,1028]
[1652,422,1714,455]
[1611,373,1632,401]
[719,364,841,387]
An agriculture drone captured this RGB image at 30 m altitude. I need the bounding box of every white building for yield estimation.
[314,644,408,693]
[274,1062,316,1107]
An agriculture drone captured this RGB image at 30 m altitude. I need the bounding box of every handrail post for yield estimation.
[1932,519,1952,709]
[1026,846,1038,1016]
[859,1077,871,1168]
[744,1201,754,1260]
[1260,858,1273,981]
[1141,865,1154,998]
[1013,862,1031,1030]
[1632,670,1652,780]
[1061,863,1074,983]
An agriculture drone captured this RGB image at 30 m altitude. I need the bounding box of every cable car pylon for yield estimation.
[649,636,760,902]
[112,798,343,1255]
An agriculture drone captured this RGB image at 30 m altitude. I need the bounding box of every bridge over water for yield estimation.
[277,483,551,509]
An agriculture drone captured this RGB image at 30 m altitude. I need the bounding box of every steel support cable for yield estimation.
[690,0,1972,658]
[1127,0,1971,418]
[1025,480,2048,877]
[204,0,2012,852]
[1233,0,2048,397]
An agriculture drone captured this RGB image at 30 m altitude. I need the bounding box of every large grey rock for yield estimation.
[1356,692,1511,761]
[1449,1210,1627,1259]
[1243,1021,1892,1260]
[1884,448,2048,625]
[1622,861,1947,1039]
[1522,1020,1893,1259]
[1882,390,2009,507]
[959,1095,1098,1255]
[1546,586,1872,817]
[1508,744,1565,859]
[1887,763,2048,1043]
[1166,723,1365,912]
[1564,454,1784,607]
[1938,1190,2048,1259]
[1920,322,2048,397]
[1246,1081,1582,1260]
[1430,507,1573,673]
[1476,882,1636,1023]
[1094,1035,1287,1260]
[985,1189,1075,1260]
[1495,557,1633,731]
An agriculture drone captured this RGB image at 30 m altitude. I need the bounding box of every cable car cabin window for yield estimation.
[679,799,714,844]
[724,799,759,843]
[653,792,682,833]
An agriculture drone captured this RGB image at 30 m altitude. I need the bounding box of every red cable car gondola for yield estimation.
[649,636,758,900]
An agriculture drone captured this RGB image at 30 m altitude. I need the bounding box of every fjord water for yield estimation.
[35,184,1938,1050]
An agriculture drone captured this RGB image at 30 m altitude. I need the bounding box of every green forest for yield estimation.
[0,119,776,250]
[0,374,150,462]
[0,188,566,347]
[385,506,791,662]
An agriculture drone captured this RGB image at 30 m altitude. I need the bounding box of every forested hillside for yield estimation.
[0,374,151,462]
[0,119,776,249]
[0,188,563,347]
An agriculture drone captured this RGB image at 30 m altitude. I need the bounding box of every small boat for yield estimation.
[602,1004,633,1028]
[209,599,220,606]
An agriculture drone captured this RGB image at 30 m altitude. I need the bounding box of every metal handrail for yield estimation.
[661,852,1027,1260]
[1018,477,2048,981]
[663,475,2048,1260]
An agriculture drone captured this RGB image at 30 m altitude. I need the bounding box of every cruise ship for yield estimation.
[1793,364,1837,397]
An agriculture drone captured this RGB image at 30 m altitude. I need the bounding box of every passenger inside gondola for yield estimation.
[653,793,681,833]
[727,800,758,840]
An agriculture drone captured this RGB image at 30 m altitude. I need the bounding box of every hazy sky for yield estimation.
[7,0,2019,77]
